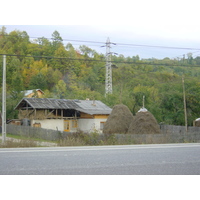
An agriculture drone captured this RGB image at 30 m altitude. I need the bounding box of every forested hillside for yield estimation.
[1,26,200,126]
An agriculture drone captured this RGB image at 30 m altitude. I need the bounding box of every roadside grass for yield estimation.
[2,131,175,148]
[0,133,57,148]
[1,131,197,148]
[1,133,121,148]
[0,138,39,148]
[57,131,136,146]
[6,133,56,144]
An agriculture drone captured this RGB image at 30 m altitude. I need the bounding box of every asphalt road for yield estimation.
[0,143,200,175]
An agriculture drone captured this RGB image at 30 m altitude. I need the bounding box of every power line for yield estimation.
[1,34,105,44]
[116,43,200,51]
[1,34,200,51]
[1,53,200,67]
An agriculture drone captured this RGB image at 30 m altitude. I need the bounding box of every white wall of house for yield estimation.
[32,119,64,131]
[31,117,108,133]
[78,118,107,133]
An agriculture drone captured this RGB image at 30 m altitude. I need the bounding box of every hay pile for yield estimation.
[127,109,160,134]
[103,104,134,134]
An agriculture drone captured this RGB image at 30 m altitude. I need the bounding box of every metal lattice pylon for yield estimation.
[105,38,112,96]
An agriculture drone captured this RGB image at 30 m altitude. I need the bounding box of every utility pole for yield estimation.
[102,38,116,96]
[182,75,187,132]
[2,55,6,144]
[142,95,145,108]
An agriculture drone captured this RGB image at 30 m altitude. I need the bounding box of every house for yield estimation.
[14,98,112,133]
[23,89,44,98]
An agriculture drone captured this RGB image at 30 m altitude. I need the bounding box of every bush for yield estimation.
[57,131,123,146]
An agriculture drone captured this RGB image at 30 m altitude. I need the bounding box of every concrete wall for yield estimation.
[32,119,64,131]
[78,118,107,133]
[31,117,108,133]
[160,124,200,135]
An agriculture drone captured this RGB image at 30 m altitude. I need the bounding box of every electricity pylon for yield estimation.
[103,38,117,96]
[105,38,112,95]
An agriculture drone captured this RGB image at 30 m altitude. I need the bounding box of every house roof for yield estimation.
[23,89,44,96]
[76,100,112,115]
[15,98,112,115]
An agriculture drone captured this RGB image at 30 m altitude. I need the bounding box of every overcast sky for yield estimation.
[2,0,200,59]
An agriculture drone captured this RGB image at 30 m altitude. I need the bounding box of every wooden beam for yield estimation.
[61,109,63,119]
[46,109,55,117]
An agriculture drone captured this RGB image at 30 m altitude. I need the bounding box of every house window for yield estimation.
[100,122,105,130]
[72,120,78,128]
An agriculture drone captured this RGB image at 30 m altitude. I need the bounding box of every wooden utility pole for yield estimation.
[182,75,188,132]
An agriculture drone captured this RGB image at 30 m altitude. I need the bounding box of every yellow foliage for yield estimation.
[40,65,48,76]
[21,60,46,87]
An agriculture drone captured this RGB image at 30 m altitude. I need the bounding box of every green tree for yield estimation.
[0,26,7,52]
[4,30,29,55]
[11,71,24,93]
[54,80,67,99]
[29,72,47,90]
[79,45,96,57]
[6,56,21,84]
[51,30,63,52]
[46,67,62,90]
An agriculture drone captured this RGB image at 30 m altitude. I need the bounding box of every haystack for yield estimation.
[103,104,134,134]
[127,108,160,134]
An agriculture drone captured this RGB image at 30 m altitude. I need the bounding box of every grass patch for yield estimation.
[0,133,57,148]
[0,138,39,148]
[57,131,135,146]
[6,133,56,144]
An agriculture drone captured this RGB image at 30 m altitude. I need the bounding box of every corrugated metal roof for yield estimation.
[76,100,112,115]
[15,98,112,115]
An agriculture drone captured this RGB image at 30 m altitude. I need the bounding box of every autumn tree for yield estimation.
[54,80,67,99]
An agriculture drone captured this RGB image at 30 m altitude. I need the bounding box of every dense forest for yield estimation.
[1,26,200,126]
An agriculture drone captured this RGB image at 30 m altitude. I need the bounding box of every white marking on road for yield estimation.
[0,143,200,153]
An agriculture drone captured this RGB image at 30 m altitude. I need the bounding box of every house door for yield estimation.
[64,120,70,132]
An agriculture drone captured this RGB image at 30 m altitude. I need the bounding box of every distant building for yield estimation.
[15,98,112,133]
[23,89,44,98]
